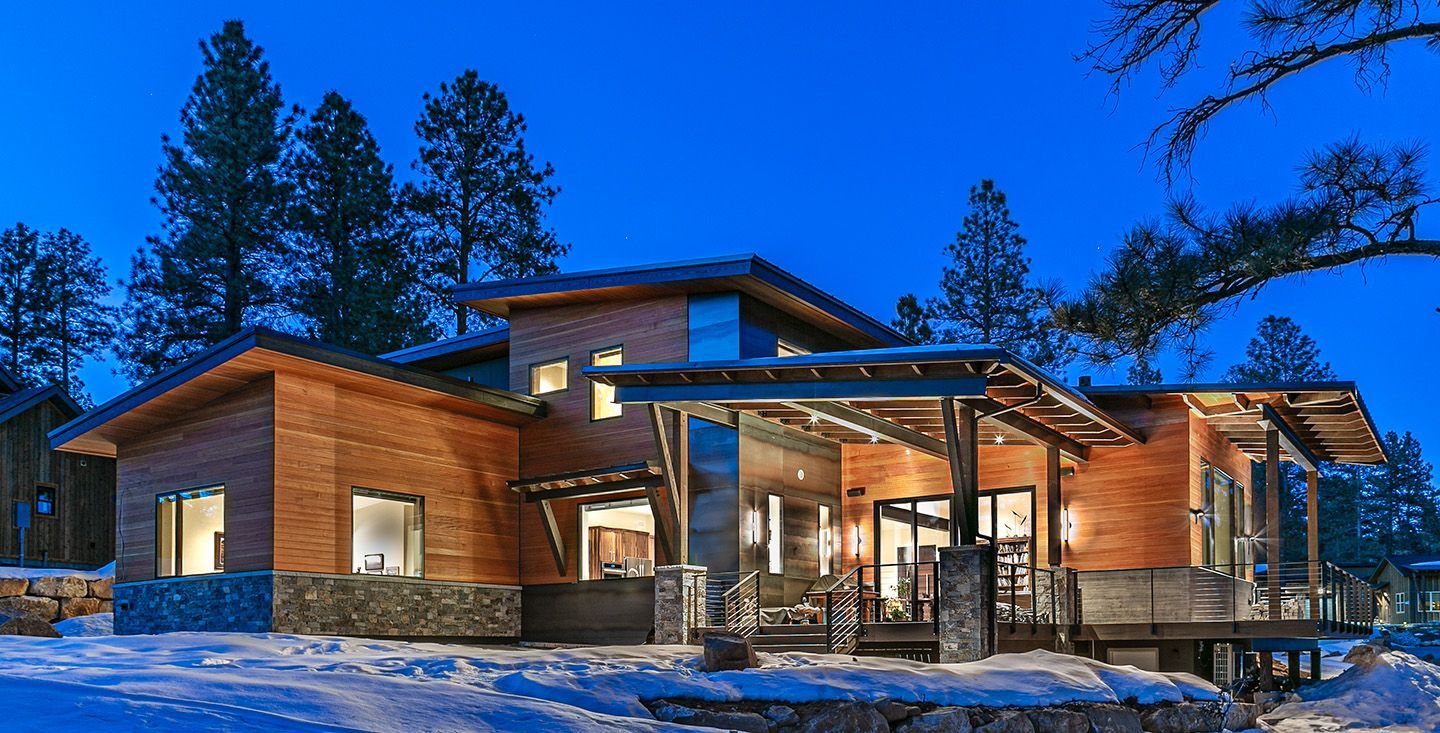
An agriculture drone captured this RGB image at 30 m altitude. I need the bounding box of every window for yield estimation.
[818,504,833,577]
[352,488,424,578]
[1200,461,1241,572]
[777,339,810,358]
[767,494,783,574]
[34,485,55,516]
[579,498,655,580]
[1396,592,1409,614]
[591,346,623,420]
[156,486,225,578]
[529,358,568,395]
[1425,592,1440,613]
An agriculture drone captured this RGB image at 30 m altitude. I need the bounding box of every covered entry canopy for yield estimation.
[584,344,1147,464]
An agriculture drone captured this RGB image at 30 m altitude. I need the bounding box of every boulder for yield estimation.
[1222,702,1260,731]
[1084,706,1143,733]
[59,596,103,619]
[797,702,890,733]
[1025,709,1089,733]
[897,706,973,733]
[650,701,769,733]
[99,600,113,614]
[1139,703,1222,733]
[0,578,28,597]
[875,697,915,723]
[29,575,87,599]
[0,595,59,620]
[764,704,800,727]
[89,577,114,600]
[701,632,758,672]
[975,710,1035,733]
[0,614,61,638]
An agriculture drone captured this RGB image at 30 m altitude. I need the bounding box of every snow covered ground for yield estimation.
[0,632,1216,732]
[1263,643,1440,732]
[0,560,111,581]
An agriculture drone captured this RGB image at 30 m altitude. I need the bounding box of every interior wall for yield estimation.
[352,495,409,575]
[178,492,225,576]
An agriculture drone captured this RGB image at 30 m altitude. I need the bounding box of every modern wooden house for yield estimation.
[1,366,115,568]
[1371,555,1440,625]
[52,254,1383,681]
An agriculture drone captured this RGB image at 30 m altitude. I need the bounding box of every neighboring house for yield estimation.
[1371,555,1440,625]
[51,254,1384,683]
[0,366,115,568]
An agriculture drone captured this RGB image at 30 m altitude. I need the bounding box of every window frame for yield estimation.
[776,338,811,357]
[767,494,784,574]
[350,486,426,579]
[575,495,656,581]
[528,357,569,396]
[589,345,624,421]
[34,483,56,517]
[154,485,226,578]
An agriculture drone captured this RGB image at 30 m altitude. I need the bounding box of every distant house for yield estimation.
[1371,555,1440,625]
[0,366,115,568]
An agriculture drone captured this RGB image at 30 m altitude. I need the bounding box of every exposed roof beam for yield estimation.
[1259,404,1322,472]
[971,397,1090,463]
[781,401,948,460]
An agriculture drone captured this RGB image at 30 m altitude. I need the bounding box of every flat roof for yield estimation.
[52,327,545,457]
[451,253,910,349]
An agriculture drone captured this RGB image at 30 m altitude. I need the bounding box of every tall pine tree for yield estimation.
[894,180,1071,369]
[891,294,934,344]
[404,71,567,335]
[289,92,435,353]
[1363,431,1437,559]
[33,229,115,403]
[0,223,44,382]
[118,20,294,380]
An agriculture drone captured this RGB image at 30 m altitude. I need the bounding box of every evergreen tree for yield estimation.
[891,293,934,344]
[289,92,435,353]
[897,180,1071,369]
[118,20,294,380]
[404,70,567,335]
[33,229,115,403]
[1318,464,1368,565]
[1126,357,1162,385]
[0,223,44,382]
[1363,431,1437,557]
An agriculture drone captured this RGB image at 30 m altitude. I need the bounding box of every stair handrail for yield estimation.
[721,570,761,638]
[824,564,866,654]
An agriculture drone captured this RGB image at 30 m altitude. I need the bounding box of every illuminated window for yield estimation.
[34,485,55,516]
[529,358,568,395]
[777,339,810,357]
[352,488,424,578]
[156,486,225,577]
[591,347,623,420]
[767,494,783,574]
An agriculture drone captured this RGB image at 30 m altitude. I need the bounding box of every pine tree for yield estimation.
[891,293,934,344]
[1126,357,1162,385]
[0,223,45,383]
[289,92,435,353]
[1318,464,1368,565]
[898,180,1071,369]
[33,229,115,403]
[118,20,294,380]
[404,71,567,335]
[1363,431,1437,557]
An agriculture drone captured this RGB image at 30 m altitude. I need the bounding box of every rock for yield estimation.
[875,697,914,723]
[1139,703,1222,733]
[59,596,102,619]
[1025,709,1088,733]
[99,600,113,614]
[0,595,59,620]
[1222,702,1260,731]
[29,575,87,599]
[651,701,769,733]
[975,710,1035,733]
[797,701,890,733]
[701,632,758,672]
[89,577,114,600]
[763,704,800,727]
[0,578,28,597]
[0,614,61,638]
[897,706,973,732]
[1084,706,1142,733]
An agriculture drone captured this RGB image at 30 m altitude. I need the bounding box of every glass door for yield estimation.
[874,497,950,622]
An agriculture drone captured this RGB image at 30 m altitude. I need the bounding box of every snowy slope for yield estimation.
[0,633,1217,732]
[1262,644,1440,732]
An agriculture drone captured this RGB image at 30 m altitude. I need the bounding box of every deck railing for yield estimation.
[699,570,761,638]
[998,560,1061,631]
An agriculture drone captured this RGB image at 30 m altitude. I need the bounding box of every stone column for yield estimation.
[653,565,706,645]
[938,545,995,663]
[1049,565,1077,654]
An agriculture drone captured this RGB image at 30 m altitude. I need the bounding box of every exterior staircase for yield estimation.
[747,623,837,655]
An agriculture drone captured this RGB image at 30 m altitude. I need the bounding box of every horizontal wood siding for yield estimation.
[114,378,275,583]
[272,370,521,584]
[1189,410,1257,567]
[518,489,652,586]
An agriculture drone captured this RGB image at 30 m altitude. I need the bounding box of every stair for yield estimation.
[747,623,833,654]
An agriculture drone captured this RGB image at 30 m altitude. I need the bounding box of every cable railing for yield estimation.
[997,559,1061,631]
[822,566,863,654]
[698,570,761,638]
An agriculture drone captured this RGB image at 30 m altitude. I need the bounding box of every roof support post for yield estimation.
[1307,468,1320,621]
[1266,427,1283,621]
[1046,445,1062,567]
[648,404,682,564]
[942,398,979,546]
[538,499,567,576]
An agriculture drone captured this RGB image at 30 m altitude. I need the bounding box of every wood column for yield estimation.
[941,399,979,546]
[1266,428,1282,620]
[1307,468,1320,621]
[1046,445,1062,567]
[677,411,690,564]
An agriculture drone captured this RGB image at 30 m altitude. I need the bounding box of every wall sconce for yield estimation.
[1189,508,1205,523]
[749,509,759,545]
[1061,507,1073,543]
[853,524,862,558]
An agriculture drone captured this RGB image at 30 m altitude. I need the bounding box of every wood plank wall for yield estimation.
[0,400,115,567]
[272,370,521,585]
[1188,409,1257,568]
[114,378,275,582]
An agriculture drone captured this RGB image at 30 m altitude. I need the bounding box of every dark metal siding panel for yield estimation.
[687,292,742,361]
[687,418,740,573]
[521,578,655,645]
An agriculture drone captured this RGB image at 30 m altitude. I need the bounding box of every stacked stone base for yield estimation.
[115,570,521,638]
[0,573,113,623]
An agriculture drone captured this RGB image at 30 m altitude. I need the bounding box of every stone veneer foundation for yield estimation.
[114,571,521,639]
[937,544,996,663]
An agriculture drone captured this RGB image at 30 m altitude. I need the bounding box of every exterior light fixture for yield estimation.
[869,434,880,444]
[1061,507,1073,543]
[993,434,1006,445]
[853,525,862,558]
[1189,508,1205,523]
[796,468,805,481]
[750,509,759,544]
[809,414,819,425]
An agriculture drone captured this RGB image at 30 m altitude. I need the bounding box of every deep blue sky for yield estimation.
[2,3,1436,455]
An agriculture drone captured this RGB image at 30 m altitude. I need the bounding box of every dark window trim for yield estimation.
[589,345,625,422]
[574,494,654,581]
[154,484,226,579]
[528,357,570,396]
[34,482,57,517]
[350,486,426,579]
[871,486,1037,573]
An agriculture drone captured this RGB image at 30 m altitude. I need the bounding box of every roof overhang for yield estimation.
[1083,382,1386,465]
[0,385,81,426]
[51,327,545,458]
[0,364,20,393]
[381,326,509,369]
[584,345,1145,463]
[451,254,910,349]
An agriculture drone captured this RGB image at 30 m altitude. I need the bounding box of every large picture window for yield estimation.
[352,488,424,578]
[578,498,655,580]
[156,486,225,577]
[1201,461,1245,573]
[591,346,623,420]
